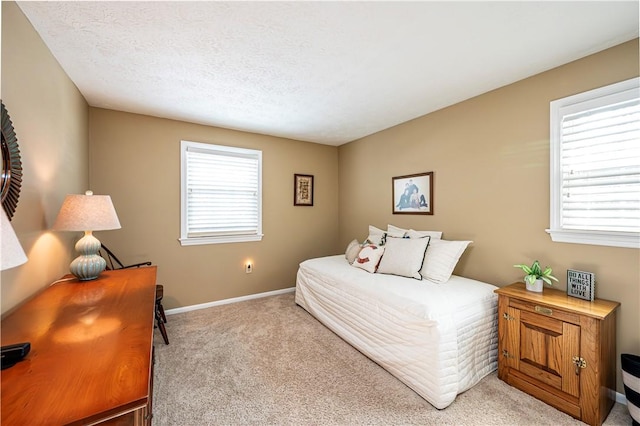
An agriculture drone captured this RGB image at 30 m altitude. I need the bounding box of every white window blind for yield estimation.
[180,141,262,245]
[548,78,640,248]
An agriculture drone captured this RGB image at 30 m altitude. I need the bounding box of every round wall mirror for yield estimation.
[1,101,23,220]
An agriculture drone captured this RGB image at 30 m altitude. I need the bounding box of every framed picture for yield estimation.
[567,269,595,301]
[392,172,433,215]
[294,174,314,206]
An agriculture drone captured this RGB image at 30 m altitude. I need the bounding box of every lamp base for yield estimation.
[70,231,106,281]
[70,255,107,281]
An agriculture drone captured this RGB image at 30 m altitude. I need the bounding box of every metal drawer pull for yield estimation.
[535,306,553,316]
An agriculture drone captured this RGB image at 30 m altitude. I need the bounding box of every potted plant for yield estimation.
[513,260,558,292]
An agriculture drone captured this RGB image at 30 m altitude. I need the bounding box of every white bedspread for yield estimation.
[295,255,498,409]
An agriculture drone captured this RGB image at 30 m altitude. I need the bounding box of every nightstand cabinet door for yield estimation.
[495,283,619,426]
[517,310,580,398]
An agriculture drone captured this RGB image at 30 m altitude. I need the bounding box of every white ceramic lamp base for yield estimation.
[70,231,106,281]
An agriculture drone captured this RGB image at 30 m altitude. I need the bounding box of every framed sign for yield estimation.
[567,269,595,301]
[392,172,433,215]
[294,174,314,206]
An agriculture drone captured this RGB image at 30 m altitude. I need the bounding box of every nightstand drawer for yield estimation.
[509,298,581,325]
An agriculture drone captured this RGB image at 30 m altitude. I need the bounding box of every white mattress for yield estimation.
[295,255,498,409]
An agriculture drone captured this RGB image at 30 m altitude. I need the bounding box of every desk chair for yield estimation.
[100,245,169,345]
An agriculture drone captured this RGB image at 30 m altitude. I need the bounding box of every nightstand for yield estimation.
[495,282,620,426]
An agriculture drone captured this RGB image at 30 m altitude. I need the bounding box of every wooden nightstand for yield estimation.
[495,282,620,426]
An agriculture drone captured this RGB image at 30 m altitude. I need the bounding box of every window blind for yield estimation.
[559,98,640,233]
[184,144,261,239]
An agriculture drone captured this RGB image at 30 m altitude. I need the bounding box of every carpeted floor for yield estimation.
[152,292,632,425]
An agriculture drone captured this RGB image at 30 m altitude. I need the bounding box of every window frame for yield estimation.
[547,77,640,249]
[180,140,263,246]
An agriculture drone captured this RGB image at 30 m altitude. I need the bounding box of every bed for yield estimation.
[295,254,498,409]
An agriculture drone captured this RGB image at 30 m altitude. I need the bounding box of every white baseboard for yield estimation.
[616,390,628,405]
[165,287,295,316]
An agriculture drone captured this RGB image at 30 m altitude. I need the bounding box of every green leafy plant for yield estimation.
[513,260,559,286]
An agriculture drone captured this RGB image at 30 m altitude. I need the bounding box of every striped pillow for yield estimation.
[420,239,472,284]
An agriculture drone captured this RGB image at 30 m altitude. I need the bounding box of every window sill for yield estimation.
[179,234,263,246]
[546,229,640,249]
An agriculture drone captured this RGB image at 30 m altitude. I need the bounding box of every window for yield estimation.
[180,141,262,246]
[548,78,640,249]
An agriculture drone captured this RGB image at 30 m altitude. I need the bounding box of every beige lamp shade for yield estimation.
[53,190,121,231]
[53,190,121,280]
[1,209,28,270]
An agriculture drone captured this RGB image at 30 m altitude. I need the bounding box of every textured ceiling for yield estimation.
[17,1,639,146]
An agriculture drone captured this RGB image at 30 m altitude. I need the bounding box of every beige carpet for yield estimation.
[152,292,632,425]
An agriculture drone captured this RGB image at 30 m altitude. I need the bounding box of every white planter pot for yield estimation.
[525,278,544,293]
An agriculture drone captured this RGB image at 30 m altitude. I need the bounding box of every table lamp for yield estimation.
[1,209,28,270]
[1,209,30,369]
[53,190,121,281]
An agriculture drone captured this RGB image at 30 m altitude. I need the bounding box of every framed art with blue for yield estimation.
[392,172,433,215]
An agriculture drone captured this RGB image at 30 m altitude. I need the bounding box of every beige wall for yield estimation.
[338,39,640,392]
[3,0,638,394]
[88,108,339,309]
[1,2,89,314]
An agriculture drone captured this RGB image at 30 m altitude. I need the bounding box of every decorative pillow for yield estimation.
[420,239,472,283]
[352,243,385,273]
[407,229,443,240]
[385,224,407,238]
[345,239,360,264]
[366,225,387,246]
[388,224,442,240]
[377,236,431,280]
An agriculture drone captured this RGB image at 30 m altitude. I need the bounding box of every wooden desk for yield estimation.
[1,267,157,425]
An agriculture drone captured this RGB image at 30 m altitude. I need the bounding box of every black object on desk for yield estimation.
[1,342,30,369]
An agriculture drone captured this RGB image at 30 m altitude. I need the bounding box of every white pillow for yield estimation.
[377,236,431,280]
[366,225,387,246]
[345,239,360,264]
[352,243,385,273]
[385,224,407,238]
[420,239,472,283]
[387,224,442,240]
[407,229,443,239]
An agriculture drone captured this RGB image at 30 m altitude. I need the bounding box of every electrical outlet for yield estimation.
[245,263,253,274]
